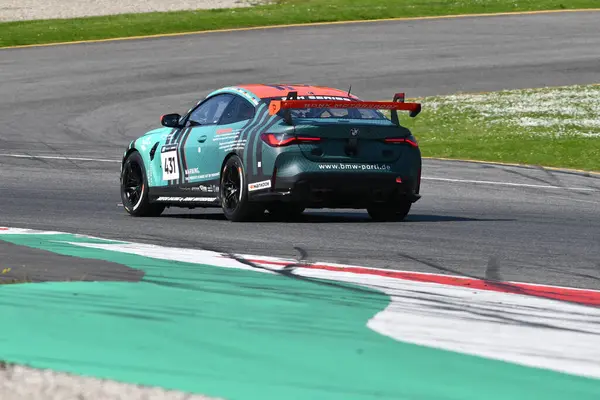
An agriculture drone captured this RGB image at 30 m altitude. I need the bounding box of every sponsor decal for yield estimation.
[318,163,392,171]
[188,172,220,181]
[213,132,241,142]
[248,180,272,192]
[223,87,260,105]
[219,139,247,151]
[185,168,200,176]
[180,184,218,193]
[156,196,216,202]
[203,185,218,193]
[350,128,359,136]
[216,128,240,135]
[180,185,212,192]
[213,131,246,150]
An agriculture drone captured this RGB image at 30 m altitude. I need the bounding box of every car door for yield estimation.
[182,94,256,184]
[178,93,236,186]
[210,94,257,167]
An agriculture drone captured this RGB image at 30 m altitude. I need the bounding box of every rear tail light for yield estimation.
[261,132,321,147]
[384,137,419,147]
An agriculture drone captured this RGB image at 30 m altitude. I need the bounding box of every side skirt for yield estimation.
[148,182,222,208]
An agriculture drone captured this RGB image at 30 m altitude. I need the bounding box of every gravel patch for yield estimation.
[0,362,223,400]
[0,0,269,22]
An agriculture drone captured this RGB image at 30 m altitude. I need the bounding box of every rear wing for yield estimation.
[268,91,421,125]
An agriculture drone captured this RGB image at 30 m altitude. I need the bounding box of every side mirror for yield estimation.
[161,113,182,128]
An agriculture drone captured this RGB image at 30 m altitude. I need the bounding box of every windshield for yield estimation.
[265,96,390,120]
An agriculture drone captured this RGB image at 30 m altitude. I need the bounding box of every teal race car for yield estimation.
[120,84,422,222]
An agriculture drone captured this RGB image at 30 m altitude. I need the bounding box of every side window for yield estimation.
[188,94,234,126]
[219,96,256,125]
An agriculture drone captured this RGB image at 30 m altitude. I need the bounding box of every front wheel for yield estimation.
[367,200,411,222]
[220,155,264,222]
[120,151,165,217]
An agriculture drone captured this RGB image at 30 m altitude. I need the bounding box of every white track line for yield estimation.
[0,153,119,163]
[1,153,597,192]
[422,177,598,192]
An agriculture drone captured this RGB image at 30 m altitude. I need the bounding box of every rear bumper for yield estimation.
[250,172,420,208]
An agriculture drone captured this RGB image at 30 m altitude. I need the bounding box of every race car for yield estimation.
[120,84,422,222]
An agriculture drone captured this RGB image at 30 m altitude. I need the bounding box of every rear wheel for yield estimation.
[220,155,264,222]
[367,200,411,222]
[120,151,165,217]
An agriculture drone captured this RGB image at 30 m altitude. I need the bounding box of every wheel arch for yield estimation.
[121,147,140,178]
[122,141,159,176]
[120,147,165,217]
[122,148,139,167]
[219,151,247,176]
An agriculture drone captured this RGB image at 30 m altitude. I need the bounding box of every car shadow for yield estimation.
[161,211,514,223]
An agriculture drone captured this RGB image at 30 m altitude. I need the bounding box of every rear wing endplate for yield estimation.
[268,91,421,125]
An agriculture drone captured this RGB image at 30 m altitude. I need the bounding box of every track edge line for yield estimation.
[2,8,600,50]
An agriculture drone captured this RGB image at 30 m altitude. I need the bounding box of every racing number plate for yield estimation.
[161,149,179,180]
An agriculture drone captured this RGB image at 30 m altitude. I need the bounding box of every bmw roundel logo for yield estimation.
[350,128,359,136]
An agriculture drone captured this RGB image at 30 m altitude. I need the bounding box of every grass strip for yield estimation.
[400,84,600,172]
[1,0,599,48]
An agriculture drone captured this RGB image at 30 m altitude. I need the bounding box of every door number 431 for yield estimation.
[161,150,179,180]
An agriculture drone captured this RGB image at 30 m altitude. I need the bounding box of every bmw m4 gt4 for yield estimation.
[120,84,422,222]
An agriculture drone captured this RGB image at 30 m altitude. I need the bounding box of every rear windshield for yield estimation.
[265,96,390,120]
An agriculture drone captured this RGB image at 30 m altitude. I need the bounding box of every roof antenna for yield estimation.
[347,85,352,97]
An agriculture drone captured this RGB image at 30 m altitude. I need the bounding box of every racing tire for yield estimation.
[220,155,264,222]
[267,203,305,221]
[120,151,165,217]
[367,200,411,222]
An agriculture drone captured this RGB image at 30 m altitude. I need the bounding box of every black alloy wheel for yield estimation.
[120,151,165,217]
[220,155,263,222]
[221,161,242,212]
[122,161,143,208]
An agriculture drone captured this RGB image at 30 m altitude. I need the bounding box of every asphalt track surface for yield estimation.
[1,11,600,289]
